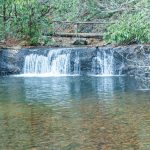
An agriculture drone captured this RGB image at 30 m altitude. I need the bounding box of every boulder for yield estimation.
[73,39,88,45]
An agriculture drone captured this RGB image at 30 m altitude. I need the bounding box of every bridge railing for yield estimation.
[48,21,113,38]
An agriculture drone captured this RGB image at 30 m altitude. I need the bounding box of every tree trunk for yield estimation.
[3,1,7,40]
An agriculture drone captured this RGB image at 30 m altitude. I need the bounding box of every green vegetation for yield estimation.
[104,0,150,44]
[0,0,149,45]
[104,12,150,44]
[0,0,52,45]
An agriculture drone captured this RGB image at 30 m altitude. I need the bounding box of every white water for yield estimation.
[23,49,80,76]
[74,51,80,74]
[21,48,116,77]
[92,50,114,76]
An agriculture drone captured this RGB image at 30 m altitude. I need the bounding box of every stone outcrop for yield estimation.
[0,45,150,76]
[0,48,25,75]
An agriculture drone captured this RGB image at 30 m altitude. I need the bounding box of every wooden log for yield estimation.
[48,33,103,39]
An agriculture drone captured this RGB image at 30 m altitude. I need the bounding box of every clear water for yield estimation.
[0,76,150,150]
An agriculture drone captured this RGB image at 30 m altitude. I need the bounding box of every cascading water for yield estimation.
[23,54,50,74]
[92,50,114,75]
[73,51,80,74]
[23,49,80,76]
[47,50,71,74]
[22,48,122,77]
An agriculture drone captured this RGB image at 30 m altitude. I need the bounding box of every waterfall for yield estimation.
[23,49,80,76]
[74,51,80,74]
[48,50,71,74]
[22,48,120,77]
[92,50,114,75]
[23,54,49,74]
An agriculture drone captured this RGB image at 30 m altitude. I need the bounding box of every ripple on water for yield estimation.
[0,76,150,150]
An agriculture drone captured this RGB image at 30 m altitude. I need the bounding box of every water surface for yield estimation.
[0,76,150,150]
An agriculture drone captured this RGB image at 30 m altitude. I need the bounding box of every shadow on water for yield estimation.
[0,76,150,150]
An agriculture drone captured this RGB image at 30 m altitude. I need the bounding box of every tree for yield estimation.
[104,0,150,44]
[0,0,52,45]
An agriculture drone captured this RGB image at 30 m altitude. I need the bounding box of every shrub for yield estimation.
[104,12,150,45]
[0,0,53,46]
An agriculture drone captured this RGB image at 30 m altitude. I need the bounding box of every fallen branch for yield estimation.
[48,33,103,39]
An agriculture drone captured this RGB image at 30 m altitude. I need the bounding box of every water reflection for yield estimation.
[0,76,150,150]
[23,77,128,105]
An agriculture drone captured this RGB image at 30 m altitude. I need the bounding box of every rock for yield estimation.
[19,40,29,46]
[0,45,150,76]
[12,45,22,50]
[0,41,6,49]
[0,48,26,75]
[73,39,88,45]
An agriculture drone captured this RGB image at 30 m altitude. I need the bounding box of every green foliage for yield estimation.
[51,0,79,21]
[0,0,149,45]
[29,37,39,46]
[0,0,52,45]
[104,12,150,44]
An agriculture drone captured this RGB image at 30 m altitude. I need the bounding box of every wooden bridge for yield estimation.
[47,21,113,39]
